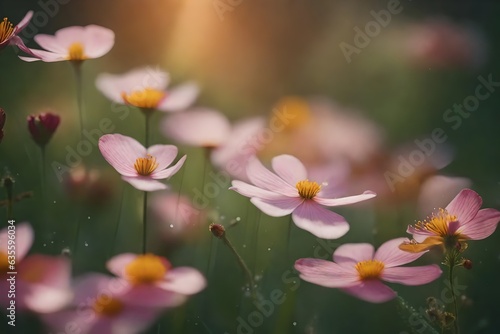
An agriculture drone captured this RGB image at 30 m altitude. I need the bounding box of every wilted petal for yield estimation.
[398,236,443,253]
[292,201,349,239]
[382,265,442,285]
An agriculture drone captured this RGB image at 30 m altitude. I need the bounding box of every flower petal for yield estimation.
[106,253,137,278]
[382,265,442,285]
[314,190,376,207]
[54,26,86,48]
[158,82,199,112]
[120,284,186,308]
[24,284,72,313]
[457,208,500,240]
[341,280,397,303]
[398,236,443,253]
[157,267,206,295]
[333,243,374,268]
[15,11,33,32]
[291,201,349,239]
[19,48,65,62]
[82,25,115,59]
[230,180,286,200]
[34,34,67,53]
[1,222,33,261]
[147,144,178,170]
[271,155,308,185]
[122,177,167,191]
[445,189,482,224]
[294,258,359,287]
[374,237,427,268]
[250,197,303,217]
[151,155,186,179]
[246,156,297,196]
[99,134,145,177]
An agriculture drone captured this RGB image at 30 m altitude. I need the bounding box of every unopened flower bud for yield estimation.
[0,108,6,143]
[209,223,225,238]
[27,111,60,146]
[462,259,472,270]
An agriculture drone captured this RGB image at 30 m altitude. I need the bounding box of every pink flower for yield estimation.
[43,274,168,334]
[96,67,198,112]
[106,253,206,307]
[161,107,231,148]
[98,134,186,192]
[27,111,61,146]
[230,154,376,239]
[295,238,442,303]
[0,223,72,313]
[19,25,114,63]
[401,189,500,253]
[0,11,38,57]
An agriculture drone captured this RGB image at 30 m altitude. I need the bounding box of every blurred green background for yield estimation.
[1,0,500,333]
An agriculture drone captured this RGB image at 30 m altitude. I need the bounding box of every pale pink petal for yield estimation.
[99,134,145,177]
[314,191,376,207]
[271,155,308,186]
[0,222,33,261]
[374,238,426,267]
[15,11,33,32]
[407,225,435,242]
[151,155,186,179]
[157,267,206,295]
[54,26,86,48]
[230,180,286,200]
[158,82,199,112]
[161,108,231,147]
[120,284,186,307]
[113,307,163,334]
[333,243,374,268]
[445,189,482,224]
[19,255,71,288]
[19,48,66,62]
[123,176,167,191]
[342,280,397,303]
[24,284,72,313]
[246,156,297,196]
[73,274,129,304]
[82,25,115,58]
[147,144,178,170]
[291,201,349,239]
[457,208,500,240]
[251,196,303,217]
[294,258,359,287]
[106,253,138,278]
[9,36,41,58]
[382,265,442,285]
[34,34,67,53]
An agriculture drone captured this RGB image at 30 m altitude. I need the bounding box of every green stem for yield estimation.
[449,263,460,334]
[142,191,148,254]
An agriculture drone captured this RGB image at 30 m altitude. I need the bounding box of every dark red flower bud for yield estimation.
[0,108,6,143]
[27,111,60,146]
[462,259,472,270]
[209,223,225,238]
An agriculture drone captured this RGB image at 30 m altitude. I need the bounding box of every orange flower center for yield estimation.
[92,296,124,317]
[355,260,385,280]
[134,154,159,176]
[414,208,457,237]
[67,42,87,61]
[0,18,15,44]
[124,254,170,284]
[121,88,166,109]
[296,180,321,199]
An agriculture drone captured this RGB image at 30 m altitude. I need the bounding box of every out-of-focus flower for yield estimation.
[27,111,60,146]
[417,175,472,215]
[107,253,206,307]
[43,274,167,334]
[0,223,72,313]
[0,108,5,143]
[98,134,186,192]
[405,18,487,69]
[0,11,38,57]
[230,154,376,239]
[63,166,115,208]
[295,238,442,303]
[19,25,115,63]
[400,189,500,253]
[96,67,198,113]
[161,108,231,148]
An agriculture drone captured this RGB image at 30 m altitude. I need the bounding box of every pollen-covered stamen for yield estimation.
[92,296,124,317]
[67,42,87,61]
[121,88,166,109]
[414,208,457,237]
[0,18,14,43]
[355,260,385,280]
[124,254,170,284]
[296,180,321,199]
[134,154,159,176]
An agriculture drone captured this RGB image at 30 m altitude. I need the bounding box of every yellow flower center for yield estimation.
[0,252,9,273]
[67,42,87,61]
[0,18,14,43]
[134,155,159,176]
[355,260,385,280]
[124,254,169,284]
[414,208,457,237]
[270,96,311,132]
[92,296,124,317]
[121,88,166,109]
[296,180,321,199]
